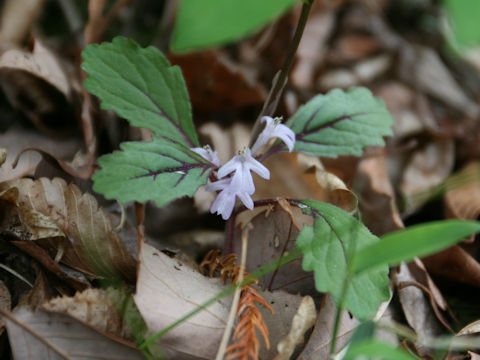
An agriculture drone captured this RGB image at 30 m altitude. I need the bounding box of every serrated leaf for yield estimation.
[92,136,215,207]
[352,220,480,274]
[295,199,390,320]
[171,0,298,53]
[287,87,393,157]
[82,37,199,147]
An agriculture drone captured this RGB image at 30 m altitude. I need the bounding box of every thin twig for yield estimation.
[249,0,315,148]
[216,227,250,360]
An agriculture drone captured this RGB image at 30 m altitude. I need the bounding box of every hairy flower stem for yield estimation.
[249,0,315,148]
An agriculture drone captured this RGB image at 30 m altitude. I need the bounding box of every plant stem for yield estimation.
[215,228,249,360]
[329,276,351,355]
[249,0,315,148]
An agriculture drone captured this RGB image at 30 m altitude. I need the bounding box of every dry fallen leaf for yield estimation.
[0,125,81,181]
[392,263,442,357]
[274,295,317,360]
[458,320,480,336]
[0,0,45,45]
[398,44,480,118]
[444,162,480,220]
[254,153,357,213]
[423,246,480,288]
[355,152,404,236]
[43,288,132,339]
[0,177,137,282]
[297,294,360,360]
[134,242,232,359]
[232,203,315,296]
[0,38,70,96]
[170,50,266,112]
[401,138,455,213]
[4,307,144,360]
[134,242,305,359]
[469,351,480,360]
[291,8,335,89]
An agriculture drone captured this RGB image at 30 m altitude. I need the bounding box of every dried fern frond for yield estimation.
[200,250,274,359]
[225,285,274,360]
[200,249,238,283]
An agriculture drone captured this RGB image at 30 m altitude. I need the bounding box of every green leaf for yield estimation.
[82,37,199,147]
[444,0,480,50]
[352,220,480,274]
[287,87,393,157]
[171,0,298,53]
[295,200,390,320]
[344,339,417,360]
[92,136,215,206]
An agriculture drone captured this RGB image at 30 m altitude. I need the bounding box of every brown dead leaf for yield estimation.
[134,242,231,359]
[0,178,137,282]
[254,153,357,213]
[43,288,132,339]
[423,246,480,288]
[0,125,81,181]
[459,320,480,336]
[444,163,480,220]
[398,44,480,118]
[170,50,266,112]
[274,295,317,360]
[0,38,70,96]
[393,263,442,357]
[401,138,455,213]
[291,9,335,89]
[4,307,144,359]
[469,352,480,360]
[17,265,57,309]
[355,153,404,236]
[297,294,360,360]
[12,241,89,290]
[0,0,45,45]
[232,203,316,296]
[134,242,305,359]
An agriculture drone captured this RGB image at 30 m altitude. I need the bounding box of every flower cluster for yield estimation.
[192,116,295,220]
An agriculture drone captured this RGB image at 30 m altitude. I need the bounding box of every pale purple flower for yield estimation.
[217,147,270,194]
[251,116,296,155]
[206,178,253,220]
[190,145,220,167]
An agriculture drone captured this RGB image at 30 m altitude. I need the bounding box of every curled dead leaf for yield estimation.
[255,153,357,213]
[0,178,137,282]
[43,288,133,340]
[0,39,70,96]
[274,295,317,360]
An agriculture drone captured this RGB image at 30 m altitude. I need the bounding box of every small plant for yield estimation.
[81,1,480,358]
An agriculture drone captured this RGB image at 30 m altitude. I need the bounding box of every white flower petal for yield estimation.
[205,178,231,192]
[251,117,296,154]
[274,124,296,152]
[217,155,240,178]
[191,145,221,167]
[246,158,270,180]
[236,192,254,209]
[210,188,236,220]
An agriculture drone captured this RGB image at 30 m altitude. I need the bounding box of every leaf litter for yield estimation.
[0,1,480,359]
